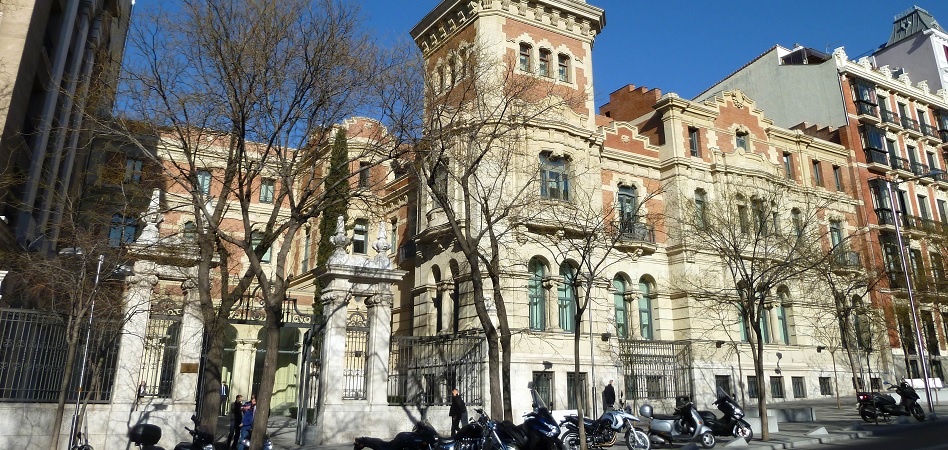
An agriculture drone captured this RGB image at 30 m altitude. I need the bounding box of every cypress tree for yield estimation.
[313,129,350,314]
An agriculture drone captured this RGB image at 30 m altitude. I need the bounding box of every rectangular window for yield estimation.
[250,231,272,263]
[919,195,931,219]
[770,376,785,398]
[792,377,806,398]
[783,152,793,179]
[694,190,707,229]
[519,43,532,72]
[353,220,368,254]
[933,253,946,282]
[812,160,823,187]
[735,132,748,151]
[532,372,553,409]
[125,159,143,183]
[688,127,700,157]
[928,152,939,172]
[259,178,275,203]
[829,220,842,248]
[540,154,569,201]
[715,375,733,396]
[747,376,759,399]
[359,161,370,188]
[566,372,588,410]
[939,199,948,223]
[557,54,570,82]
[819,377,832,395]
[539,49,551,77]
[833,166,842,190]
[197,170,211,195]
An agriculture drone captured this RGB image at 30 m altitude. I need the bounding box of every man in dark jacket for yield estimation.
[227,394,243,449]
[237,400,255,450]
[449,388,466,437]
[602,379,616,411]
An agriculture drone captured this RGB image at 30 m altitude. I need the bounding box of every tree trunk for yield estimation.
[49,322,81,450]
[251,308,282,450]
[753,337,769,441]
[574,322,588,450]
[199,315,228,427]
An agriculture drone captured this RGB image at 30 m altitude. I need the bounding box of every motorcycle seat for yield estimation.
[652,413,679,420]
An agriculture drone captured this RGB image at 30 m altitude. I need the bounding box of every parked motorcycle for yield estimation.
[173,415,215,450]
[129,423,164,450]
[697,387,753,442]
[560,407,650,450]
[522,384,567,450]
[639,396,715,448]
[355,421,459,450]
[857,380,925,422]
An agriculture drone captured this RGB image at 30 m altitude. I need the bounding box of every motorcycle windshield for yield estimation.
[531,388,549,412]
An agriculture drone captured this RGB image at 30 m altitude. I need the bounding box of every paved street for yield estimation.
[210,395,948,450]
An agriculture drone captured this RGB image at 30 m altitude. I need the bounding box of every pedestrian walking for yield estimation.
[449,387,467,437]
[602,379,616,412]
[227,394,244,449]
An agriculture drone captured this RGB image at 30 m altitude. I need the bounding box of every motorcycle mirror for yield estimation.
[527,381,534,389]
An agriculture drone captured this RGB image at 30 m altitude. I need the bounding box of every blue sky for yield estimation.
[360,1,948,107]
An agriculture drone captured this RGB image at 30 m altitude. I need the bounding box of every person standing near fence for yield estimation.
[237,400,255,450]
[449,388,467,437]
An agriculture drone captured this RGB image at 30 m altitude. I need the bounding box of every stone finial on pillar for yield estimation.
[372,221,392,269]
[137,188,164,245]
[327,216,350,265]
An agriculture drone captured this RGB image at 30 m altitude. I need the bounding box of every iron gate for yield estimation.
[619,339,693,402]
[388,332,485,406]
[343,311,368,400]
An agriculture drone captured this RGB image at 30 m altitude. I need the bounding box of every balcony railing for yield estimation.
[902,117,921,134]
[922,123,939,139]
[912,161,930,176]
[616,219,656,243]
[865,148,889,165]
[875,208,896,226]
[890,155,912,172]
[832,248,861,268]
[856,100,878,117]
[882,110,900,126]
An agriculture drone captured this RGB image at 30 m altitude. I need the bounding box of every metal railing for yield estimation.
[902,117,921,133]
[388,332,485,406]
[865,148,889,165]
[882,110,900,126]
[856,101,878,117]
[891,155,912,172]
[615,219,656,243]
[922,123,939,139]
[0,308,119,402]
[619,339,693,402]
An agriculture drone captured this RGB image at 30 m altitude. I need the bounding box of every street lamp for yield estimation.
[883,169,944,416]
[59,249,104,449]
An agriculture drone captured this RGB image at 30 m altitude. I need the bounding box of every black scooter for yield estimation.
[698,387,753,443]
[857,380,925,422]
[640,396,715,449]
[129,423,164,450]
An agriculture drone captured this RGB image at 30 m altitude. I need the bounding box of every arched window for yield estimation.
[528,258,546,331]
[557,53,570,82]
[519,43,532,72]
[558,263,576,331]
[776,288,792,344]
[109,214,137,247]
[638,277,655,340]
[618,185,638,231]
[613,276,628,338]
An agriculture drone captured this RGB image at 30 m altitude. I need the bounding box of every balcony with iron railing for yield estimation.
[881,110,901,129]
[921,123,940,141]
[831,247,862,274]
[912,161,930,177]
[614,219,657,255]
[890,155,912,173]
[865,148,889,167]
[902,117,923,136]
[875,208,896,227]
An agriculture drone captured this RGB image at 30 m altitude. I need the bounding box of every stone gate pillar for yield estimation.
[365,291,393,404]
[112,260,159,407]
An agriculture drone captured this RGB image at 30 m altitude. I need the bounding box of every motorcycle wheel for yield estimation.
[911,404,925,421]
[732,420,753,442]
[699,432,715,449]
[858,404,877,423]
[562,431,581,450]
[625,429,650,450]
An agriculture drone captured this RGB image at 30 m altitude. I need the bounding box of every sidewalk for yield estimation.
[222,398,947,450]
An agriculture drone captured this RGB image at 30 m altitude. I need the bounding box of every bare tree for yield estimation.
[526,183,662,450]
[106,1,413,446]
[669,177,834,440]
[414,37,587,419]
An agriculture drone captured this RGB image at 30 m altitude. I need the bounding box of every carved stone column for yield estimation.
[543,277,560,331]
[365,291,393,405]
[625,291,642,340]
[113,265,159,407]
[231,325,260,399]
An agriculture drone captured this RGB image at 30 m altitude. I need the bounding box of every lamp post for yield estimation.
[59,249,104,449]
[883,169,944,415]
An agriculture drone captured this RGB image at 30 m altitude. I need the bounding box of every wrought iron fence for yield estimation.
[619,339,693,402]
[0,308,119,402]
[140,314,181,397]
[388,332,485,406]
[344,311,369,400]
